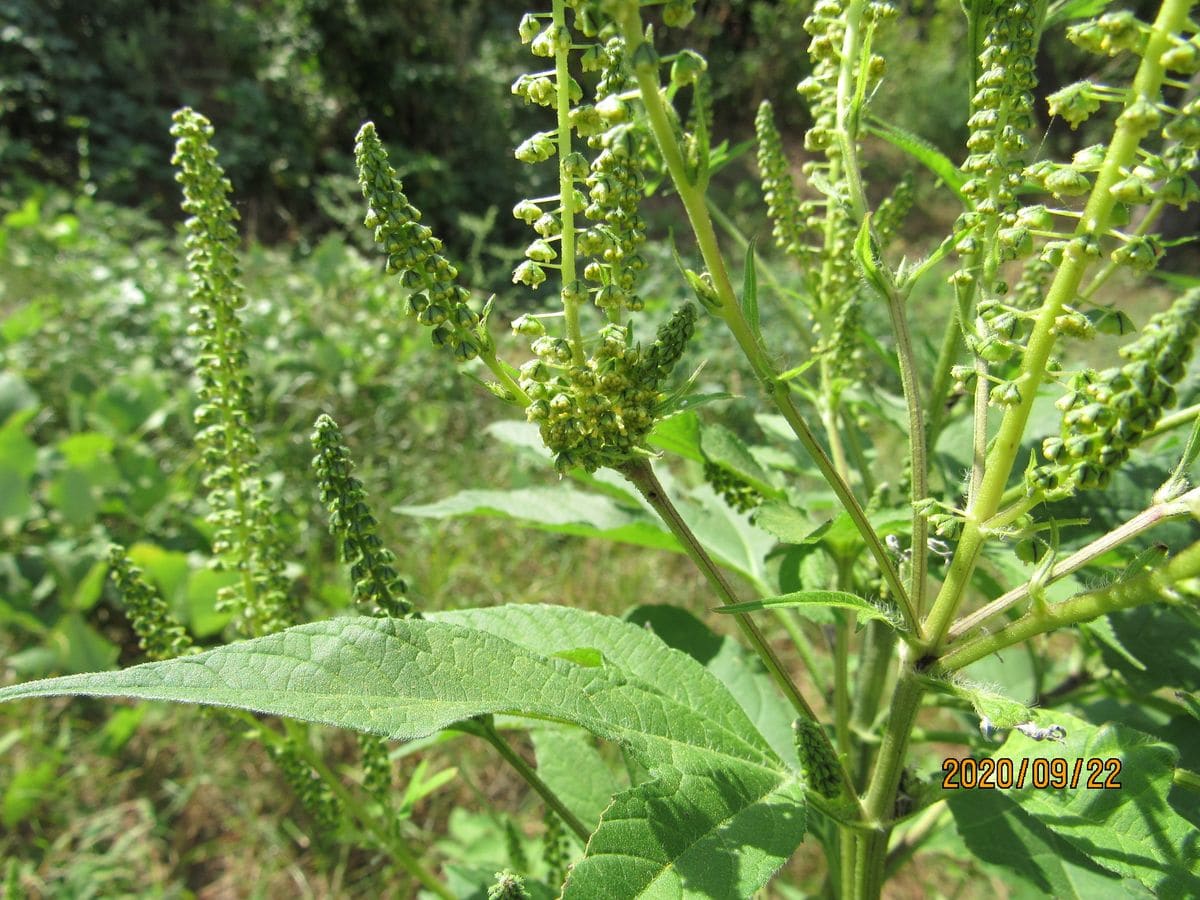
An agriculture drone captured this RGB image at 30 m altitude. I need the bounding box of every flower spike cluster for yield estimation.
[171,107,293,638]
[1031,289,1200,493]
[524,305,697,474]
[355,123,483,363]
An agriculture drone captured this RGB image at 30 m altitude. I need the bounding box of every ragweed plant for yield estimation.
[4,3,1200,899]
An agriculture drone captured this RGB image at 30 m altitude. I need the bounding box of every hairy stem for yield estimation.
[552,0,584,364]
[469,719,591,843]
[942,537,1200,671]
[949,487,1200,642]
[922,0,1190,648]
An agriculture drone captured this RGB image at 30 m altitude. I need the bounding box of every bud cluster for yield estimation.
[1031,289,1200,493]
[355,123,483,363]
[703,461,764,513]
[523,305,697,473]
[171,107,292,637]
[311,414,412,618]
[792,716,842,799]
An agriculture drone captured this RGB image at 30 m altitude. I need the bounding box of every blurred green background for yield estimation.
[0,0,1170,895]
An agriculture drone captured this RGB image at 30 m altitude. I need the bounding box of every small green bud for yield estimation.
[1117,97,1162,134]
[670,50,707,86]
[518,13,540,43]
[515,132,556,164]
[511,314,546,337]
[513,260,547,287]
[1047,81,1102,129]
[663,0,696,28]
[525,239,558,263]
[513,199,542,224]
[1044,166,1092,197]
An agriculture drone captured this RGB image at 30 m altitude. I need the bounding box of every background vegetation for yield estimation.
[1,0,1195,896]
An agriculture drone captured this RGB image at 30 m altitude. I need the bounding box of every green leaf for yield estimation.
[741,238,759,337]
[972,711,1200,896]
[648,411,704,462]
[948,789,1150,898]
[0,613,805,898]
[752,501,827,546]
[626,605,797,768]
[716,590,896,627]
[531,726,624,830]
[865,118,968,201]
[397,487,678,553]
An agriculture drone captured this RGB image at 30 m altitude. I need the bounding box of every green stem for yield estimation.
[922,0,1190,649]
[470,720,591,843]
[619,462,812,713]
[1175,768,1200,794]
[854,669,925,898]
[705,198,812,342]
[834,0,869,221]
[618,458,866,810]
[481,346,531,406]
[264,717,452,899]
[617,10,919,638]
[1145,401,1200,441]
[850,620,897,784]
[925,302,963,451]
[552,0,584,365]
[941,537,1200,671]
[948,487,1200,642]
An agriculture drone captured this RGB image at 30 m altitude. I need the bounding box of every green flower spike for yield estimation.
[522,304,697,474]
[792,717,842,799]
[267,740,341,832]
[170,107,293,638]
[355,122,482,362]
[755,101,807,261]
[107,545,194,662]
[311,414,412,619]
[1031,289,1200,493]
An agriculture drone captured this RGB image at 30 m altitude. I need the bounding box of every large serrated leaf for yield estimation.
[0,611,806,898]
[948,789,1151,898]
[970,711,1200,896]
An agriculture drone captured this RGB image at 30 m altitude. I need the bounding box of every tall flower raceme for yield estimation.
[352,2,699,477]
[170,108,294,638]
